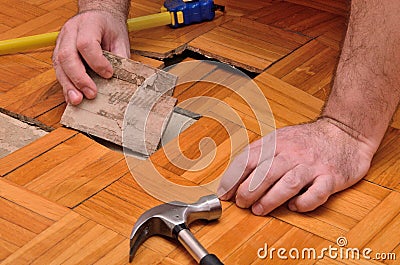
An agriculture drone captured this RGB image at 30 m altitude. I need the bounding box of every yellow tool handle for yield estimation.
[0,12,172,55]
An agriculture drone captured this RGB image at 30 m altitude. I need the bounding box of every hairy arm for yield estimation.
[323,0,400,150]
[53,0,131,105]
[218,0,400,215]
[79,0,130,17]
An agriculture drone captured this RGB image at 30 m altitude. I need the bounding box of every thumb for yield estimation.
[111,37,131,59]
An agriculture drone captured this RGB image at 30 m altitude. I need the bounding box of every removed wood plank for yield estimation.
[61,51,177,157]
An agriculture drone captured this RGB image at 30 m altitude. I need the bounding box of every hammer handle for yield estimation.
[200,254,224,265]
[177,229,223,265]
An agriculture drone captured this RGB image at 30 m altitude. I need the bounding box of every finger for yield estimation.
[288,175,335,212]
[251,164,314,216]
[76,26,113,78]
[235,154,294,208]
[55,65,83,105]
[217,145,255,200]
[110,37,131,59]
[57,26,97,100]
[218,134,275,200]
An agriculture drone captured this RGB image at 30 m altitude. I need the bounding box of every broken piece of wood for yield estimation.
[61,51,177,157]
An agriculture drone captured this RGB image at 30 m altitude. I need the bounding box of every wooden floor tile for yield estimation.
[57,159,129,208]
[35,102,67,128]
[248,1,347,39]
[188,17,309,73]
[344,191,400,249]
[0,178,69,260]
[130,13,228,59]
[131,54,164,69]
[252,228,329,265]
[266,39,339,101]
[285,0,350,17]
[0,127,77,176]
[0,12,63,40]
[4,133,93,185]
[221,0,274,17]
[22,142,109,197]
[74,190,143,237]
[366,128,400,189]
[224,218,292,264]
[270,180,391,243]
[1,211,125,265]
[255,72,324,125]
[1,1,399,264]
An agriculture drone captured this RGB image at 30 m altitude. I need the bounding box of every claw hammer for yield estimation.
[130,194,224,265]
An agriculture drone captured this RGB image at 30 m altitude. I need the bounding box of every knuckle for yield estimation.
[313,187,330,201]
[76,38,92,52]
[70,75,86,88]
[57,49,71,63]
[282,173,302,190]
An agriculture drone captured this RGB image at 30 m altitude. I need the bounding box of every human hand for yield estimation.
[53,10,130,105]
[218,118,376,215]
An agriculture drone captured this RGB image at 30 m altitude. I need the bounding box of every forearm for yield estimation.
[78,0,131,20]
[322,0,400,151]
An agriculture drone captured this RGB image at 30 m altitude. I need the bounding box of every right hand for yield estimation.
[218,118,376,215]
[53,10,130,105]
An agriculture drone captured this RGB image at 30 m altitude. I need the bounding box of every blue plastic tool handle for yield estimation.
[164,0,215,28]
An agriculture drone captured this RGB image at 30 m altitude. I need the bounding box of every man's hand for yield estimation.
[218,0,400,216]
[218,119,376,215]
[53,10,130,105]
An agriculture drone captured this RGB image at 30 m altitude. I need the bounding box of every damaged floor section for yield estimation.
[0,112,47,159]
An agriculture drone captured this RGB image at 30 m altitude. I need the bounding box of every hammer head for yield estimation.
[129,194,221,261]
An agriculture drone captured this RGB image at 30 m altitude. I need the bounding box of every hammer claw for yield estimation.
[129,195,223,264]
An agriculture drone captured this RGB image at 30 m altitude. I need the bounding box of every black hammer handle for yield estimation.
[200,254,224,265]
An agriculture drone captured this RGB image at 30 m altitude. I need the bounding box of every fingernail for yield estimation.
[82,87,95,99]
[68,90,78,102]
[288,202,298,212]
[235,195,245,208]
[252,203,264,216]
[102,68,113,78]
[217,187,227,200]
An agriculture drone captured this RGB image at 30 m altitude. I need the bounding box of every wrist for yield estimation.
[317,116,379,155]
[78,0,130,21]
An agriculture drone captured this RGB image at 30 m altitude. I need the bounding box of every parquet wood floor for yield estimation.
[0,0,399,264]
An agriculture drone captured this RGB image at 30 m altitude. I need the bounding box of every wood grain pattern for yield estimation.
[188,17,310,73]
[286,0,350,17]
[130,12,229,59]
[266,39,339,101]
[0,127,77,176]
[247,1,347,38]
[0,1,399,264]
